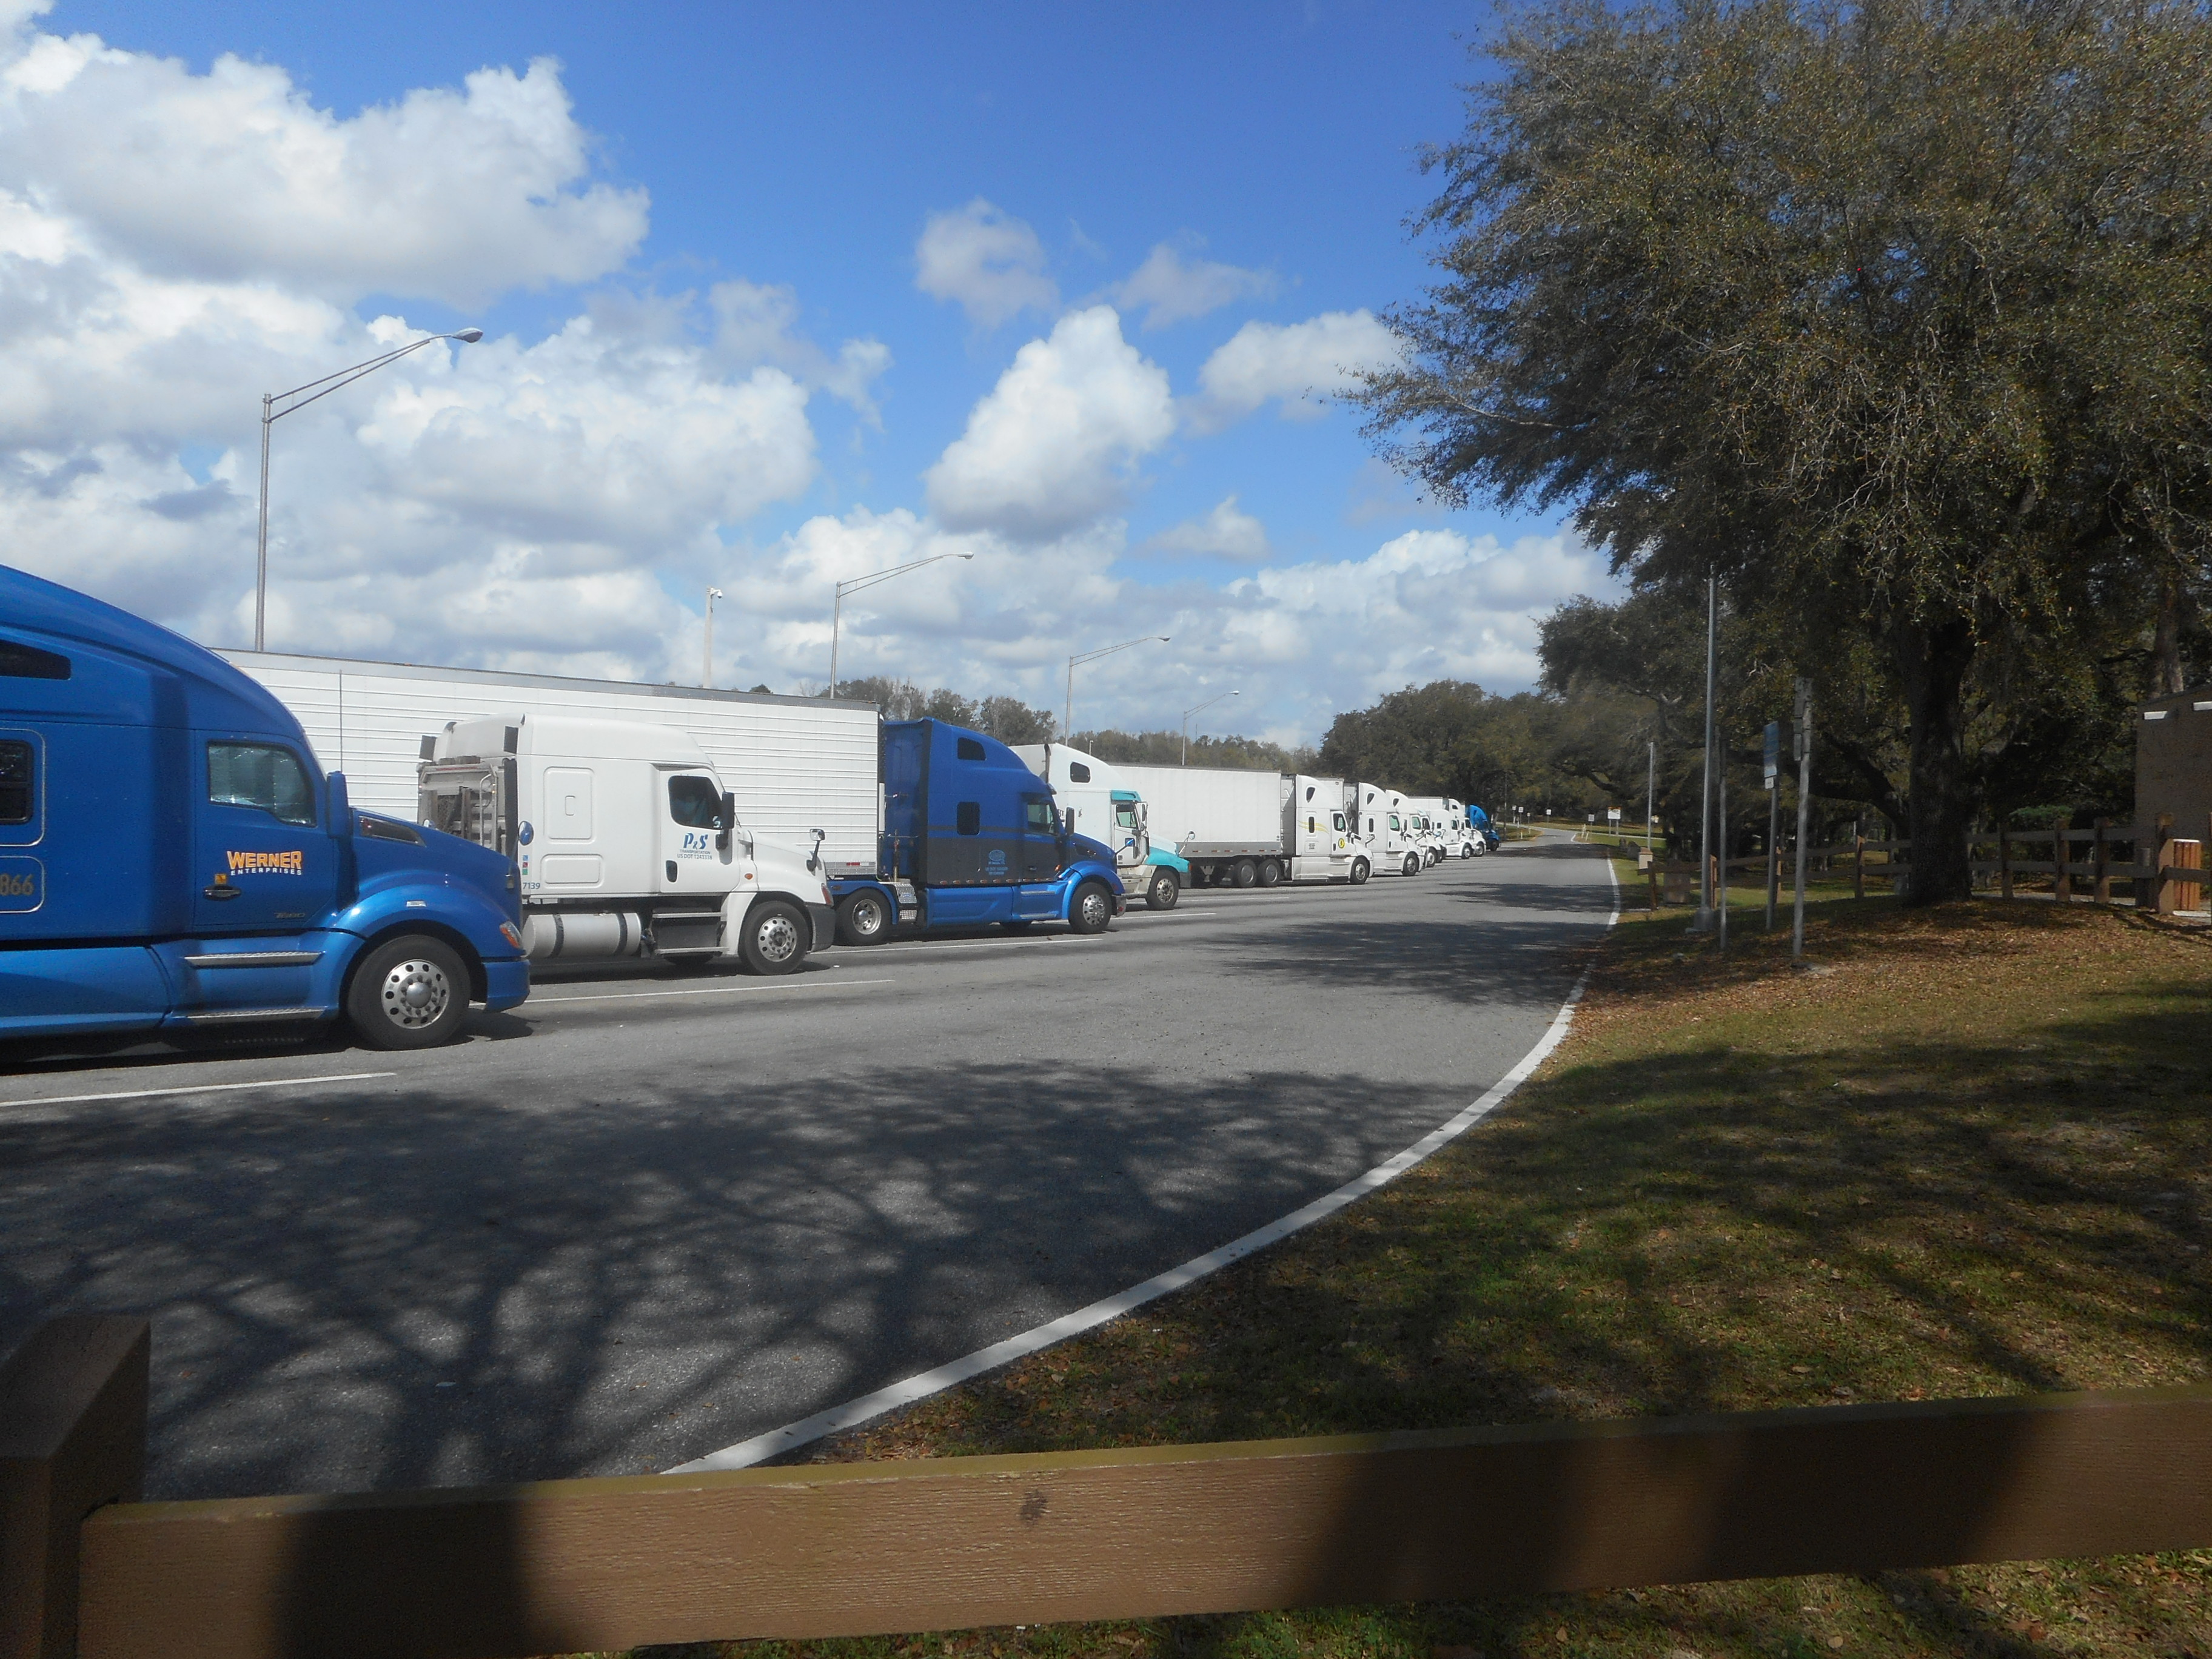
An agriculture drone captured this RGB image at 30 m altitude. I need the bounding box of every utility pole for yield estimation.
[1694,575,1718,931]
[1717,734,1729,953]
[1646,738,1657,850]
[1792,677,1814,961]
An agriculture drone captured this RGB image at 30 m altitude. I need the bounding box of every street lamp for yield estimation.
[1065,635,1168,739]
[703,587,725,689]
[826,552,974,698]
[254,327,483,652]
[1181,689,1238,764]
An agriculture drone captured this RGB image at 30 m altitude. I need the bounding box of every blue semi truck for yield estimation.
[827,720,1128,943]
[1,565,529,1050]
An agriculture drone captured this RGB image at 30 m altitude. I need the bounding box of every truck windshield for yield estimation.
[207,742,315,826]
[668,775,724,828]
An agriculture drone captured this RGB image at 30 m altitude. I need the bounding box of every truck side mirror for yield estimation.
[808,828,825,872]
[718,790,736,853]
[327,772,351,834]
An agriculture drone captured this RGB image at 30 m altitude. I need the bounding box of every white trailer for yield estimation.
[1351,782,1426,877]
[218,650,882,872]
[1111,763,1368,888]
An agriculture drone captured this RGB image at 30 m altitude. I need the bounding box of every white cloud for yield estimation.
[1188,309,1402,433]
[925,306,1174,541]
[1147,495,1269,561]
[0,32,645,308]
[708,279,891,424]
[0,12,829,680]
[1113,239,1275,330]
[913,199,1057,328]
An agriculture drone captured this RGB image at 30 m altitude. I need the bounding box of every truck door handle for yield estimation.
[203,883,241,900]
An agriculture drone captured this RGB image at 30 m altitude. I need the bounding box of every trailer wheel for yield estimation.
[1231,858,1258,888]
[1068,880,1114,934]
[837,889,891,946]
[1256,860,1281,888]
[346,934,470,1050]
[739,899,808,974]
[1145,868,1180,911]
[1349,857,1370,885]
[1402,853,1421,877]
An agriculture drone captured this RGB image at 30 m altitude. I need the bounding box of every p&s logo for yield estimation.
[227,849,305,876]
[0,856,43,912]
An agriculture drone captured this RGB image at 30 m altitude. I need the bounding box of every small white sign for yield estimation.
[1607,808,1623,822]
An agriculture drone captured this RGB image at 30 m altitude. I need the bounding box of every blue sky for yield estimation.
[9,1,1608,741]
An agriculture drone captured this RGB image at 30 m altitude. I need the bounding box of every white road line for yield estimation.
[671,860,1622,1475]
[0,1071,397,1110]
[530,977,895,1006]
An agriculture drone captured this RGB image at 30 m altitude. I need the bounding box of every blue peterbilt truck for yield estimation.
[826,720,1128,943]
[1,565,528,1050]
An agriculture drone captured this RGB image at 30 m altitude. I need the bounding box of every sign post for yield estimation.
[1792,680,1814,962]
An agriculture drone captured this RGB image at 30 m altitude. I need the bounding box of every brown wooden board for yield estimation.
[0,1318,147,1659]
[75,1387,2212,1659]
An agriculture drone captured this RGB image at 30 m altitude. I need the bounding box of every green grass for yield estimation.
[608,895,2212,1659]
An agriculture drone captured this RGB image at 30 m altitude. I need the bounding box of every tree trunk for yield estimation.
[2152,576,2187,697]
[1895,614,1976,905]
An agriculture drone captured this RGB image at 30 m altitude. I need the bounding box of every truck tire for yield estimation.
[1402,853,1421,877]
[739,899,808,975]
[1145,868,1180,911]
[1256,859,1281,887]
[346,934,471,1050]
[837,888,891,946]
[1349,857,1370,885]
[1231,858,1258,889]
[1068,880,1114,934]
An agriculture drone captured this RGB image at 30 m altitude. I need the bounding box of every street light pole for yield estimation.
[1646,738,1657,850]
[703,587,724,688]
[1065,635,1169,739]
[825,552,974,698]
[253,327,483,652]
[1181,689,1238,764]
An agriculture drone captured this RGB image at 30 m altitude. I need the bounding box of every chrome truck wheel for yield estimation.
[1146,868,1180,911]
[347,934,469,1050]
[1349,858,1370,885]
[740,900,808,974]
[837,889,891,945]
[1069,880,1114,934]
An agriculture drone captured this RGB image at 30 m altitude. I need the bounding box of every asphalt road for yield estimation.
[1,835,1613,1501]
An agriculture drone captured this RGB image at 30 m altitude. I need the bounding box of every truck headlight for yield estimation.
[500,922,524,950]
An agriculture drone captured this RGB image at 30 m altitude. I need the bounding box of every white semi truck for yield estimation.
[1350,783,1427,877]
[1108,762,1370,888]
[218,649,882,870]
[1011,743,1190,910]
[418,714,836,972]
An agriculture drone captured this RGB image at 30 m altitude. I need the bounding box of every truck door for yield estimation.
[1014,792,1065,917]
[660,771,735,894]
[193,738,337,934]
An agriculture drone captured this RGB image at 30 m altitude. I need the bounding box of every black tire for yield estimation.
[837,888,891,946]
[1068,880,1114,934]
[1145,868,1181,911]
[346,934,471,1050]
[1232,858,1258,889]
[1349,858,1370,885]
[1256,860,1281,887]
[739,899,808,975]
[1403,853,1421,877]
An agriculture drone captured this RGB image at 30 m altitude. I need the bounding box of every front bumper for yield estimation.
[807,903,836,951]
[482,957,530,1012]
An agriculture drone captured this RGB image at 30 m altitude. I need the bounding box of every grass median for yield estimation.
[688,885,2212,1659]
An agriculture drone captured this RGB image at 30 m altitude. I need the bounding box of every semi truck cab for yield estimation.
[420,715,834,973]
[1013,741,1188,910]
[1353,783,1425,877]
[2,565,528,1050]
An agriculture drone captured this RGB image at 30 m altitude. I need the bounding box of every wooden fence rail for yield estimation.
[10,1319,2212,1659]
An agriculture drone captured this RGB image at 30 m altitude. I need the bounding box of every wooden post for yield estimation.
[2053,823,2070,903]
[2158,838,2202,917]
[2093,819,2110,905]
[2143,813,2175,911]
[1,1317,149,1659]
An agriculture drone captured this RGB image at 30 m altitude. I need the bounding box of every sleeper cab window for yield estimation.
[668,775,724,828]
[1069,762,1091,783]
[956,800,981,836]
[207,741,315,826]
[1307,816,1318,833]
[0,737,33,826]
[956,737,986,762]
